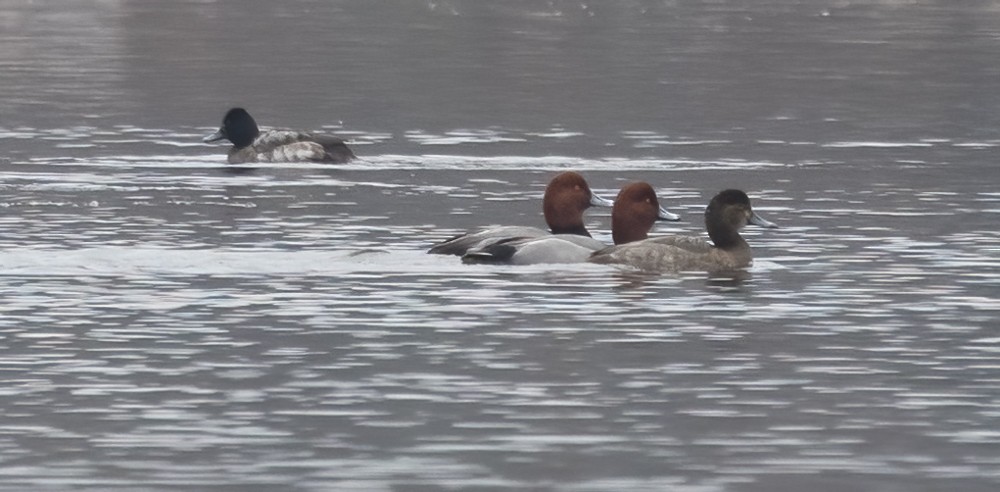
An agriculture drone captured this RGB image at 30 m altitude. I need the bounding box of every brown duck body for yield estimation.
[591,235,754,272]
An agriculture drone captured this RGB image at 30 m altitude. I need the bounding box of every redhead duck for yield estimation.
[429,171,613,256]
[462,181,679,264]
[589,189,777,272]
[203,108,355,164]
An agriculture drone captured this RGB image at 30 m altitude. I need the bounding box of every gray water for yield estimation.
[2,1,1000,491]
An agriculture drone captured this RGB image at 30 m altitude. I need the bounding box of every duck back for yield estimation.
[251,130,354,163]
[591,236,751,272]
[462,234,607,265]
[428,226,550,256]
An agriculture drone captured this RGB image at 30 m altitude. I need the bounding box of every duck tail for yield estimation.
[314,135,356,162]
[428,233,473,255]
[460,241,518,264]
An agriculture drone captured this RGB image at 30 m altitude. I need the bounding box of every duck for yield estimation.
[589,189,777,272]
[461,181,680,264]
[203,107,355,164]
[429,171,614,256]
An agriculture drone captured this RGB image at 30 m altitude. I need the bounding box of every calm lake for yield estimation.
[1,1,999,491]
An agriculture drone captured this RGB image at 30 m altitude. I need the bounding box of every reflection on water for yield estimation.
[2,141,998,490]
[2,1,1000,491]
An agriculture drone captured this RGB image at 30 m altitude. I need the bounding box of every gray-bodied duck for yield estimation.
[430,171,614,257]
[590,189,776,272]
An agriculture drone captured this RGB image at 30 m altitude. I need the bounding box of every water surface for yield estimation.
[2,1,1000,491]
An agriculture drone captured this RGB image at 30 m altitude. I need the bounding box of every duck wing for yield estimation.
[589,235,711,272]
[311,135,356,162]
[254,130,355,163]
[429,226,549,256]
[645,235,713,254]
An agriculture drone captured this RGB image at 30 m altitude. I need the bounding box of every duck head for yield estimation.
[542,171,614,236]
[610,182,681,245]
[705,189,777,249]
[204,108,260,148]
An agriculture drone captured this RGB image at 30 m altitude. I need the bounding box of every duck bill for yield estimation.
[657,205,681,222]
[589,192,615,208]
[203,128,226,143]
[749,211,778,228]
